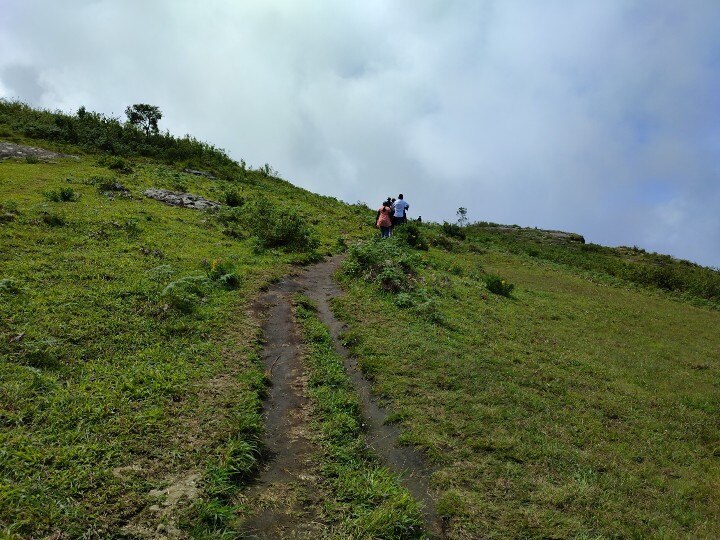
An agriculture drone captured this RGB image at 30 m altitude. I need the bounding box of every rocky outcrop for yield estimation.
[0,141,76,161]
[482,225,585,244]
[143,188,220,210]
[182,168,215,179]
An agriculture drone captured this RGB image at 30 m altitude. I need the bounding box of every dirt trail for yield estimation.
[243,256,442,538]
[300,256,443,538]
[241,279,324,539]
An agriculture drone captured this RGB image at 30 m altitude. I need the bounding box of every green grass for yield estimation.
[334,233,720,539]
[0,139,369,537]
[294,295,425,539]
[3,100,720,538]
[461,223,720,306]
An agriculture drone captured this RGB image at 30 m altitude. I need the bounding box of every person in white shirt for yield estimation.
[393,194,409,225]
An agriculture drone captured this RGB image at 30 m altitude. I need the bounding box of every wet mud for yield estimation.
[241,279,323,539]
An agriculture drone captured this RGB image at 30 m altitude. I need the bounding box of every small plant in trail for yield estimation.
[44,187,79,202]
[293,295,424,538]
[484,274,514,297]
[25,155,39,164]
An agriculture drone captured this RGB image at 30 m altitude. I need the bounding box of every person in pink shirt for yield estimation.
[376,200,393,238]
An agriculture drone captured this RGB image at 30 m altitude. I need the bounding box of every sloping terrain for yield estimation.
[333,231,720,538]
[0,102,370,538]
[1,101,719,538]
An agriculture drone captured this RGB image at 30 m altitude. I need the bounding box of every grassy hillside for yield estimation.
[0,104,369,538]
[2,102,719,538]
[335,229,720,538]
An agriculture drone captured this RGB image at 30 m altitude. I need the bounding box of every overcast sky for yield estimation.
[2,1,719,266]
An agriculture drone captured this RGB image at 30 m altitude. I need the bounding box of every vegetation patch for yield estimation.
[0,102,370,537]
[484,274,514,297]
[246,197,319,253]
[293,295,424,539]
[342,237,421,293]
[334,244,720,538]
[43,187,79,202]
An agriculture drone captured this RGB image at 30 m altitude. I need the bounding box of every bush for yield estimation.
[202,258,241,289]
[223,190,244,207]
[395,292,414,309]
[247,199,318,252]
[0,278,21,294]
[393,222,428,250]
[161,276,211,313]
[442,221,466,240]
[484,274,514,297]
[123,218,142,237]
[0,201,19,214]
[343,238,421,293]
[1,99,239,176]
[99,156,133,174]
[25,155,39,164]
[44,187,78,202]
[41,212,66,227]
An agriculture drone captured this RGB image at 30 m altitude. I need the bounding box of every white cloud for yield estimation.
[1,0,719,266]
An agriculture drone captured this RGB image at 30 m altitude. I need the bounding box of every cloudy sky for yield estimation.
[2,1,719,266]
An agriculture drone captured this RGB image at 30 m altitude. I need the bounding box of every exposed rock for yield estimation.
[0,141,77,161]
[182,168,215,179]
[101,181,131,199]
[481,225,585,244]
[144,188,220,211]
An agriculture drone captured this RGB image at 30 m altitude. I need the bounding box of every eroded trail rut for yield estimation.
[242,256,441,538]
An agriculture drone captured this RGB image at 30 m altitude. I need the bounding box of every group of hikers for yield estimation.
[376,194,409,238]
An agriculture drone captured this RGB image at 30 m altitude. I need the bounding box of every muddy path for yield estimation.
[241,278,324,539]
[243,256,442,538]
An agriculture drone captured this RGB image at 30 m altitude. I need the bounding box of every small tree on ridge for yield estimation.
[125,104,162,136]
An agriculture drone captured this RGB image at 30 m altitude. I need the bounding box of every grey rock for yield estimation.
[144,188,220,211]
[0,141,77,161]
[182,168,215,179]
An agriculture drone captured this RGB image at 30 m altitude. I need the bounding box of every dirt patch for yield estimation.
[122,472,201,540]
[112,464,144,481]
[0,141,76,161]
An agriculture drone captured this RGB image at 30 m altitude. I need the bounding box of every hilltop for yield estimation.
[1,101,718,539]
